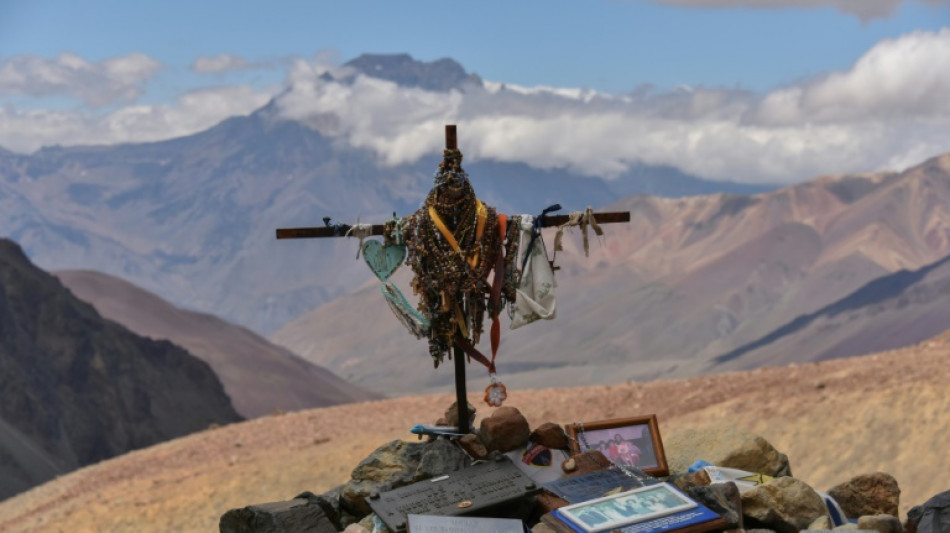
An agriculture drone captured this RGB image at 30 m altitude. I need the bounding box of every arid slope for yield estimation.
[1,330,948,532]
[56,269,379,418]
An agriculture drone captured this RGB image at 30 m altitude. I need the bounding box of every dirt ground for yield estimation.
[1,331,948,532]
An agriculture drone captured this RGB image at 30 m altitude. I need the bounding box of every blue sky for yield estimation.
[1,0,949,183]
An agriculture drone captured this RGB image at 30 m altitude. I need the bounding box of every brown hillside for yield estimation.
[55,269,380,418]
[1,329,948,532]
[273,153,950,396]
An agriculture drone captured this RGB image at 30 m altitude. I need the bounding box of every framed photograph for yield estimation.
[558,482,696,533]
[565,415,668,477]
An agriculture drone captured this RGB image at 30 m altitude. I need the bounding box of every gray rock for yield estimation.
[741,476,829,533]
[416,438,472,479]
[219,498,337,533]
[687,481,743,530]
[295,488,343,530]
[479,407,530,453]
[906,489,950,533]
[828,472,901,519]
[665,427,792,477]
[359,513,391,533]
[856,514,902,533]
[341,440,427,517]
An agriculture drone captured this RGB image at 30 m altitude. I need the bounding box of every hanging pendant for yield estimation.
[484,374,507,407]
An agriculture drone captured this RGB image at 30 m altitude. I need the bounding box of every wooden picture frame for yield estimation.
[566,415,669,477]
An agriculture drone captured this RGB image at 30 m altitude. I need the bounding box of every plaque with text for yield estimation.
[408,514,526,533]
[368,457,541,533]
[544,467,659,504]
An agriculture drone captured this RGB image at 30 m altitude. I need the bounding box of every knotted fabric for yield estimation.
[554,206,604,258]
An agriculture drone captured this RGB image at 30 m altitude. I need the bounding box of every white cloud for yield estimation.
[191,54,253,74]
[271,29,950,184]
[3,31,949,185]
[0,52,162,107]
[754,28,950,124]
[651,0,948,22]
[0,85,276,153]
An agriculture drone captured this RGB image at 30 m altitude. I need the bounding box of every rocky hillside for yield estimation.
[55,269,380,419]
[0,328,946,532]
[0,239,242,502]
[274,153,950,396]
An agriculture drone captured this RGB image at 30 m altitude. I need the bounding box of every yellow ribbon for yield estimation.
[428,200,487,269]
[428,199,487,338]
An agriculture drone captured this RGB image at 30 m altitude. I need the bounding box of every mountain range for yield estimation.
[0,239,241,502]
[0,54,768,336]
[272,153,950,396]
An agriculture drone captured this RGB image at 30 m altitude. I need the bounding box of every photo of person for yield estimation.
[560,483,696,533]
[582,424,658,469]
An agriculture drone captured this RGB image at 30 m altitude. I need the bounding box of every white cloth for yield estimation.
[510,215,557,329]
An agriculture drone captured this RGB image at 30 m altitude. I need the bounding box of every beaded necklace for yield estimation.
[403,148,501,366]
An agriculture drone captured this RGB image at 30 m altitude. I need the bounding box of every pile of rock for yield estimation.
[220,404,942,533]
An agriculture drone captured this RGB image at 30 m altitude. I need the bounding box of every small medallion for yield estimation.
[484,379,507,407]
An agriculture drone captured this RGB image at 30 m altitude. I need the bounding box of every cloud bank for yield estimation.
[274,29,950,184]
[651,0,949,22]
[1,29,949,185]
[0,52,162,107]
[0,85,275,152]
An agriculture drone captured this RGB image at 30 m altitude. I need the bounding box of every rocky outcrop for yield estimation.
[0,239,242,502]
[665,426,792,477]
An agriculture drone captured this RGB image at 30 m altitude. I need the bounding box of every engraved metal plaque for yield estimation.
[543,467,659,504]
[367,456,541,533]
[408,514,525,533]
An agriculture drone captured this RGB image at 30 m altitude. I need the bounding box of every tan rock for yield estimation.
[665,427,792,477]
[564,450,612,477]
[808,513,833,530]
[531,522,558,533]
[740,476,828,533]
[828,472,901,519]
[444,401,476,428]
[857,513,903,533]
[343,523,371,533]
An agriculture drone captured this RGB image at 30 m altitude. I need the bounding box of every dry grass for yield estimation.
[1,331,948,532]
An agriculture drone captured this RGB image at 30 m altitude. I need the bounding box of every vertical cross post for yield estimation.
[445,124,470,434]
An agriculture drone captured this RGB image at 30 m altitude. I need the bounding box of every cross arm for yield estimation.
[275,211,630,239]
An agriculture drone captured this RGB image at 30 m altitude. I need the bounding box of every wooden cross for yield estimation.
[277,125,630,434]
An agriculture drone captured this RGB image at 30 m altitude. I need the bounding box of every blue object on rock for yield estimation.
[687,460,712,473]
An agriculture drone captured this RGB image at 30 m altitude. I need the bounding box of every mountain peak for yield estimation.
[344,53,482,91]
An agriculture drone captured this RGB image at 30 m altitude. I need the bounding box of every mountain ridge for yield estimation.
[0,92,768,335]
[54,269,380,419]
[0,238,242,502]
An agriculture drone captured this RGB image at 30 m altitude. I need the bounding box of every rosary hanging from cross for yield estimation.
[365,145,608,408]
[277,126,628,410]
